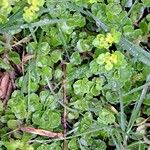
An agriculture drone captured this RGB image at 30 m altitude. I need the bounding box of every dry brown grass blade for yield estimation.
[21,127,63,138]
[0,72,10,99]
[22,54,35,63]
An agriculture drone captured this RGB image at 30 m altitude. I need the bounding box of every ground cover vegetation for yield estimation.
[0,0,150,149]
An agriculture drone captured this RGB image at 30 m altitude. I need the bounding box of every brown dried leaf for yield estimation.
[22,54,35,63]
[0,73,10,99]
[21,127,63,138]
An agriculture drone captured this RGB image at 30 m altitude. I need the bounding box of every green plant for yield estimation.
[0,0,150,150]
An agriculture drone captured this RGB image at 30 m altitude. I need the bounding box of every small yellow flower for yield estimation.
[31,0,45,6]
[31,0,38,5]
[110,54,118,64]
[96,51,124,71]
[2,0,9,8]
[30,5,39,12]
[103,42,110,49]
[24,7,32,15]
[23,6,37,23]
[105,33,114,44]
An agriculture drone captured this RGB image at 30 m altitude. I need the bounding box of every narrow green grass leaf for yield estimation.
[127,74,150,133]
[111,133,122,150]
[119,0,139,29]
[119,38,150,66]
[123,82,150,97]
[29,28,37,43]
[57,25,69,59]
[0,19,66,34]
[29,125,112,144]
[119,91,126,132]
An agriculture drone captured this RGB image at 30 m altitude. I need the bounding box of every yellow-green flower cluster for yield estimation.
[23,0,45,23]
[0,0,12,23]
[96,51,125,71]
[93,29,121,49]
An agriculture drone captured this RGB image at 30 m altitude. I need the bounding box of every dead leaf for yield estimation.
[0,73,10,99]
[22,54,35,63]
[21,127,63,138]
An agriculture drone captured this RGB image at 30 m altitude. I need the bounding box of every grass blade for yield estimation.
[0,19,66,34]
[127,74,150,133]
[119,38,150,66]
[119,91,126,132]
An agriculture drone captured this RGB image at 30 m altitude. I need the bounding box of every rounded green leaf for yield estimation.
[7,120,18,129]
[8,51,21,64]
[50,50,62,63]
[27,93,42,112]
[54,68,63,80]
[73,78,92,95]
[98,108,115,125]
[142,0,150,7]
[40,110,61,129]
[39,42,50,55]
[68,138,78,150]
[70,51,82,65]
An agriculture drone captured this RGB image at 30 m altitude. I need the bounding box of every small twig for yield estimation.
[22,54,35,64]
[26,64,31,123]
[62,61,67,150]
[12,27,37,48]
[21,51,25,75]
[12,35,31,47]
[21,127,63,138]
[2,128,20,137]
[134,117,150,126]
[143,136,150,145]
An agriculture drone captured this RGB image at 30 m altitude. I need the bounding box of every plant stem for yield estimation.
[62,61,67,150]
